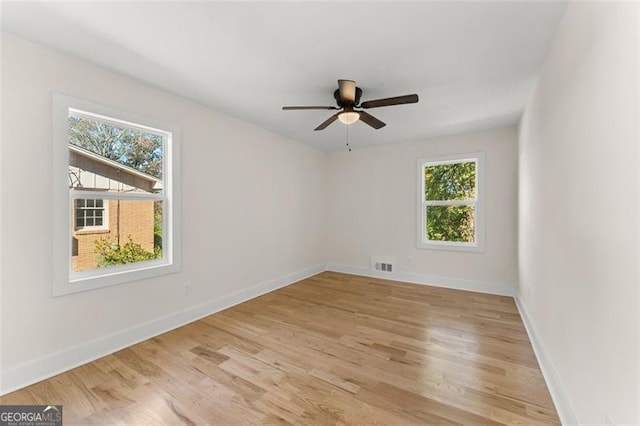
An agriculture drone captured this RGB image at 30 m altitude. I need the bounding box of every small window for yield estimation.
[75,199,108,230]
[53,94,181,296]
[417,153,484,252]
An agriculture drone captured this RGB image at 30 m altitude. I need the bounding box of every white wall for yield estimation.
[325,127,518,294]
[0,33,326,392]
[518,2,639,424]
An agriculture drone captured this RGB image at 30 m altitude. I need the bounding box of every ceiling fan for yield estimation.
[282,80,419,131]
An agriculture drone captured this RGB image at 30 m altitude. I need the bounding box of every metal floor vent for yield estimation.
[374,262,393,272]
[370,256,396,274]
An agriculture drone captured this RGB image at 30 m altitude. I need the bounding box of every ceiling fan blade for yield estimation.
[358,111,386,129]
[338,80,357,105]
[360,94,419,109]
[282,106,338,110]
[314,113,340,131]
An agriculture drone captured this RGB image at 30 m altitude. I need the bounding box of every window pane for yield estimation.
[425,161,476,201]
[426,205,475,243]
[68,114,164,194]
[69,115,163,179]
[71,200,163,273]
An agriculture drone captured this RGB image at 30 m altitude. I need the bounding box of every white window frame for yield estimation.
[74,198,109,232]
[416,152,485,252]
[53,94,181,296]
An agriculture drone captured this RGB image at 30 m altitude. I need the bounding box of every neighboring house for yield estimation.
[69,144,161,272]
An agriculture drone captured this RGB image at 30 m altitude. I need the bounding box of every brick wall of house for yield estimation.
[71,199,155,272]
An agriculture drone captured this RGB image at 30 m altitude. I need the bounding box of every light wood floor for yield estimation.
[1,272,559,424]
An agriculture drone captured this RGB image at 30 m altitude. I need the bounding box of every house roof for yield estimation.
[69,144,162,187]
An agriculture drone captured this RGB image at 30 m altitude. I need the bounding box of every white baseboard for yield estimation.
[514,297,577,425]
[0,264,325,396]
[326,263,515,296]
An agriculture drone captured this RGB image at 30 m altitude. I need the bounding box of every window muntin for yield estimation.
[53,94,180,296]
[417,154,484,251]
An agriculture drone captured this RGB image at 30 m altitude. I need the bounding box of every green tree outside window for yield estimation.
[424,161,476,243]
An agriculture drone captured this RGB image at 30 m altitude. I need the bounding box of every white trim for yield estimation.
[326,263,514,296]
[425,199,477,207]
[69,257,174,288]
[70,190,161,201]
[417,152,485,253]
[0,265,325,396]
[52,93,181,297]
[514,297,578,425]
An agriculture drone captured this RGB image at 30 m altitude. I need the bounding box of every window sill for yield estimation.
[418,241,485,253]
[74,229,110,235]
[54,260,179,297]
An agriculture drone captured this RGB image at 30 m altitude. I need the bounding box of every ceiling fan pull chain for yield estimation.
[346,125,351,152]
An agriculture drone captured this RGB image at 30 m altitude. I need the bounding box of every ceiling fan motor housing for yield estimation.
[334,87,362,107]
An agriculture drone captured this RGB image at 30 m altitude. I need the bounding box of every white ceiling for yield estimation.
[1,1,566,151]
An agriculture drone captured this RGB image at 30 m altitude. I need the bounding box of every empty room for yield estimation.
[0,1,638,425]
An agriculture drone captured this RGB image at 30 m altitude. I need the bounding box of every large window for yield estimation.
[53,94,180,296]
[417,153,484,252]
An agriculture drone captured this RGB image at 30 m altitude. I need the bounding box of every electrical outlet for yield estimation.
[184,282,191,296]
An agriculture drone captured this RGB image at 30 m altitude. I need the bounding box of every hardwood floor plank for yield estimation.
[356,382,501,425]
[0,272,560,424]
[308,369,360,395]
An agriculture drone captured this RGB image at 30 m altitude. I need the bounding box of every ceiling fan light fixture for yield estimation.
[338,111,360,125]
